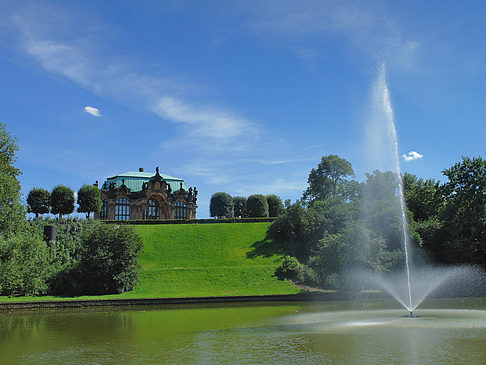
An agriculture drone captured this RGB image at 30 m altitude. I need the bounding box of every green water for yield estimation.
[2,298,486,364]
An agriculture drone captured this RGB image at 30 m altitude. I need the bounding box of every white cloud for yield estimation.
[402,151,423,162]
[84,106,100,117]
[153,97,254,140]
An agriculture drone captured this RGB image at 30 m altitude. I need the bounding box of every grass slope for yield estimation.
[129,222,298,298]
[0,222,298,302]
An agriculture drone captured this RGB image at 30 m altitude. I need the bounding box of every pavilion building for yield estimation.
[95,167,197,221]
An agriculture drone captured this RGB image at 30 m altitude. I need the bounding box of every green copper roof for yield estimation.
[104,171,186,193]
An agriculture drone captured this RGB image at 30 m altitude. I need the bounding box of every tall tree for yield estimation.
[438,156,486,266]
[232,196,247,218]
[0,122,25,236]
[266,194,284,217]
[51,185,75,218]
[403,173,441,222]
[302,154,354,205]
[27,188,51,218]
[77,184,102,218]
[210,192,234,218]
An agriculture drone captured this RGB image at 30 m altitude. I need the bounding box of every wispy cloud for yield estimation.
[243,0,419,69]
[84,106,100,117]
[402,151,423,162]
[7,3,256,148]
[153,97,254,140]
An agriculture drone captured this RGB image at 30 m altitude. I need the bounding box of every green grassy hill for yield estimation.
[127,222,299,298]
[0,222,298,303]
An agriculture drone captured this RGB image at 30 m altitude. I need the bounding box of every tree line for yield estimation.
[268,154,486,291]
[209,193,285,218]
[27,184,102,218]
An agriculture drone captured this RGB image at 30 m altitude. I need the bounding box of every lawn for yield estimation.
[0,222,299,303]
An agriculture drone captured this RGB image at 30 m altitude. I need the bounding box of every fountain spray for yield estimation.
[376,64,414,314]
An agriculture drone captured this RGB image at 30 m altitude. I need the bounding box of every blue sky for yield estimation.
[1,0,485,218]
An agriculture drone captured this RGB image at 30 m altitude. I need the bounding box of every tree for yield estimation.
[437,156,486,266]
[403,173,441,222]
[302,154,354,205]
[210,192,234,218]
[77,184,102,218]
[27,188,51,218]
[0,122,24,236]
[51,185,75,218]
[78,222,142,294]
[232,196,247,218]
[247,194,269,218]
[266,194,284,217]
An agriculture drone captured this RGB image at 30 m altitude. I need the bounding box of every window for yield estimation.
[100,200,108,220]
[146,199,159,220]
[115,198,130,220]
[175,201,187,219]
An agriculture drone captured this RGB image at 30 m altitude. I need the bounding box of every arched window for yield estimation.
[146,199,159,220]
[115,198,130,220]
[100,200,108,220]
[175,201,187,219]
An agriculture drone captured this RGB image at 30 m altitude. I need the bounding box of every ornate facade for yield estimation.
[95,167,197,220]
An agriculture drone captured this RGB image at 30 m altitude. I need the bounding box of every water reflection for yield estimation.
[2,299,486,364]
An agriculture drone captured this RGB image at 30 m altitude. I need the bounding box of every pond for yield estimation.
[2,298,486,364]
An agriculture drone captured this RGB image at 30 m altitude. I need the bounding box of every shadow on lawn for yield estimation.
[246,238,288,259]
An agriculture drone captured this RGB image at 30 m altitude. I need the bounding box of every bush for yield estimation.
[210,192,234,218]
[0,230,50,296]
[77,222,143,294]
[247,194,269,218]
[266,194,284,217]
[275,255,304,282]
[232,196,247,218]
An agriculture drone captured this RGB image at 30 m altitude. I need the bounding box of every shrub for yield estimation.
[232,196,247,218]
[0,230,50,296]
[275,255,303,282]
[266,194,284,217]
[77,222,143,294]
[247,194,269,218]
[210,192,234,218]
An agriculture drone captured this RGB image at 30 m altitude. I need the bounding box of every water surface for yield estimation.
[2,298,486,364]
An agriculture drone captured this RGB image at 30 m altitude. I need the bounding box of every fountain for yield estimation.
[365,64,483,315]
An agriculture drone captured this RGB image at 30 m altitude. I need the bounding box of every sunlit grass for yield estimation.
[0,222,299,303]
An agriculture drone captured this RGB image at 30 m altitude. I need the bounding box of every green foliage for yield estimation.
[210,192,234,218]
[51,185,75,218]
[308,223,398,290]
[266,194,284,217]
[27,188,51,217]
[275,255,304,282]
[403,173,441,222]
[438,156,486,266]
[0,230,50,296]
[247,194,269,218]
[302,154,354,205]
[78,222,143,294]
[232,196,247,218]
[360,170,403,251]
[0,123,25,236]
[77,184,102,218]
